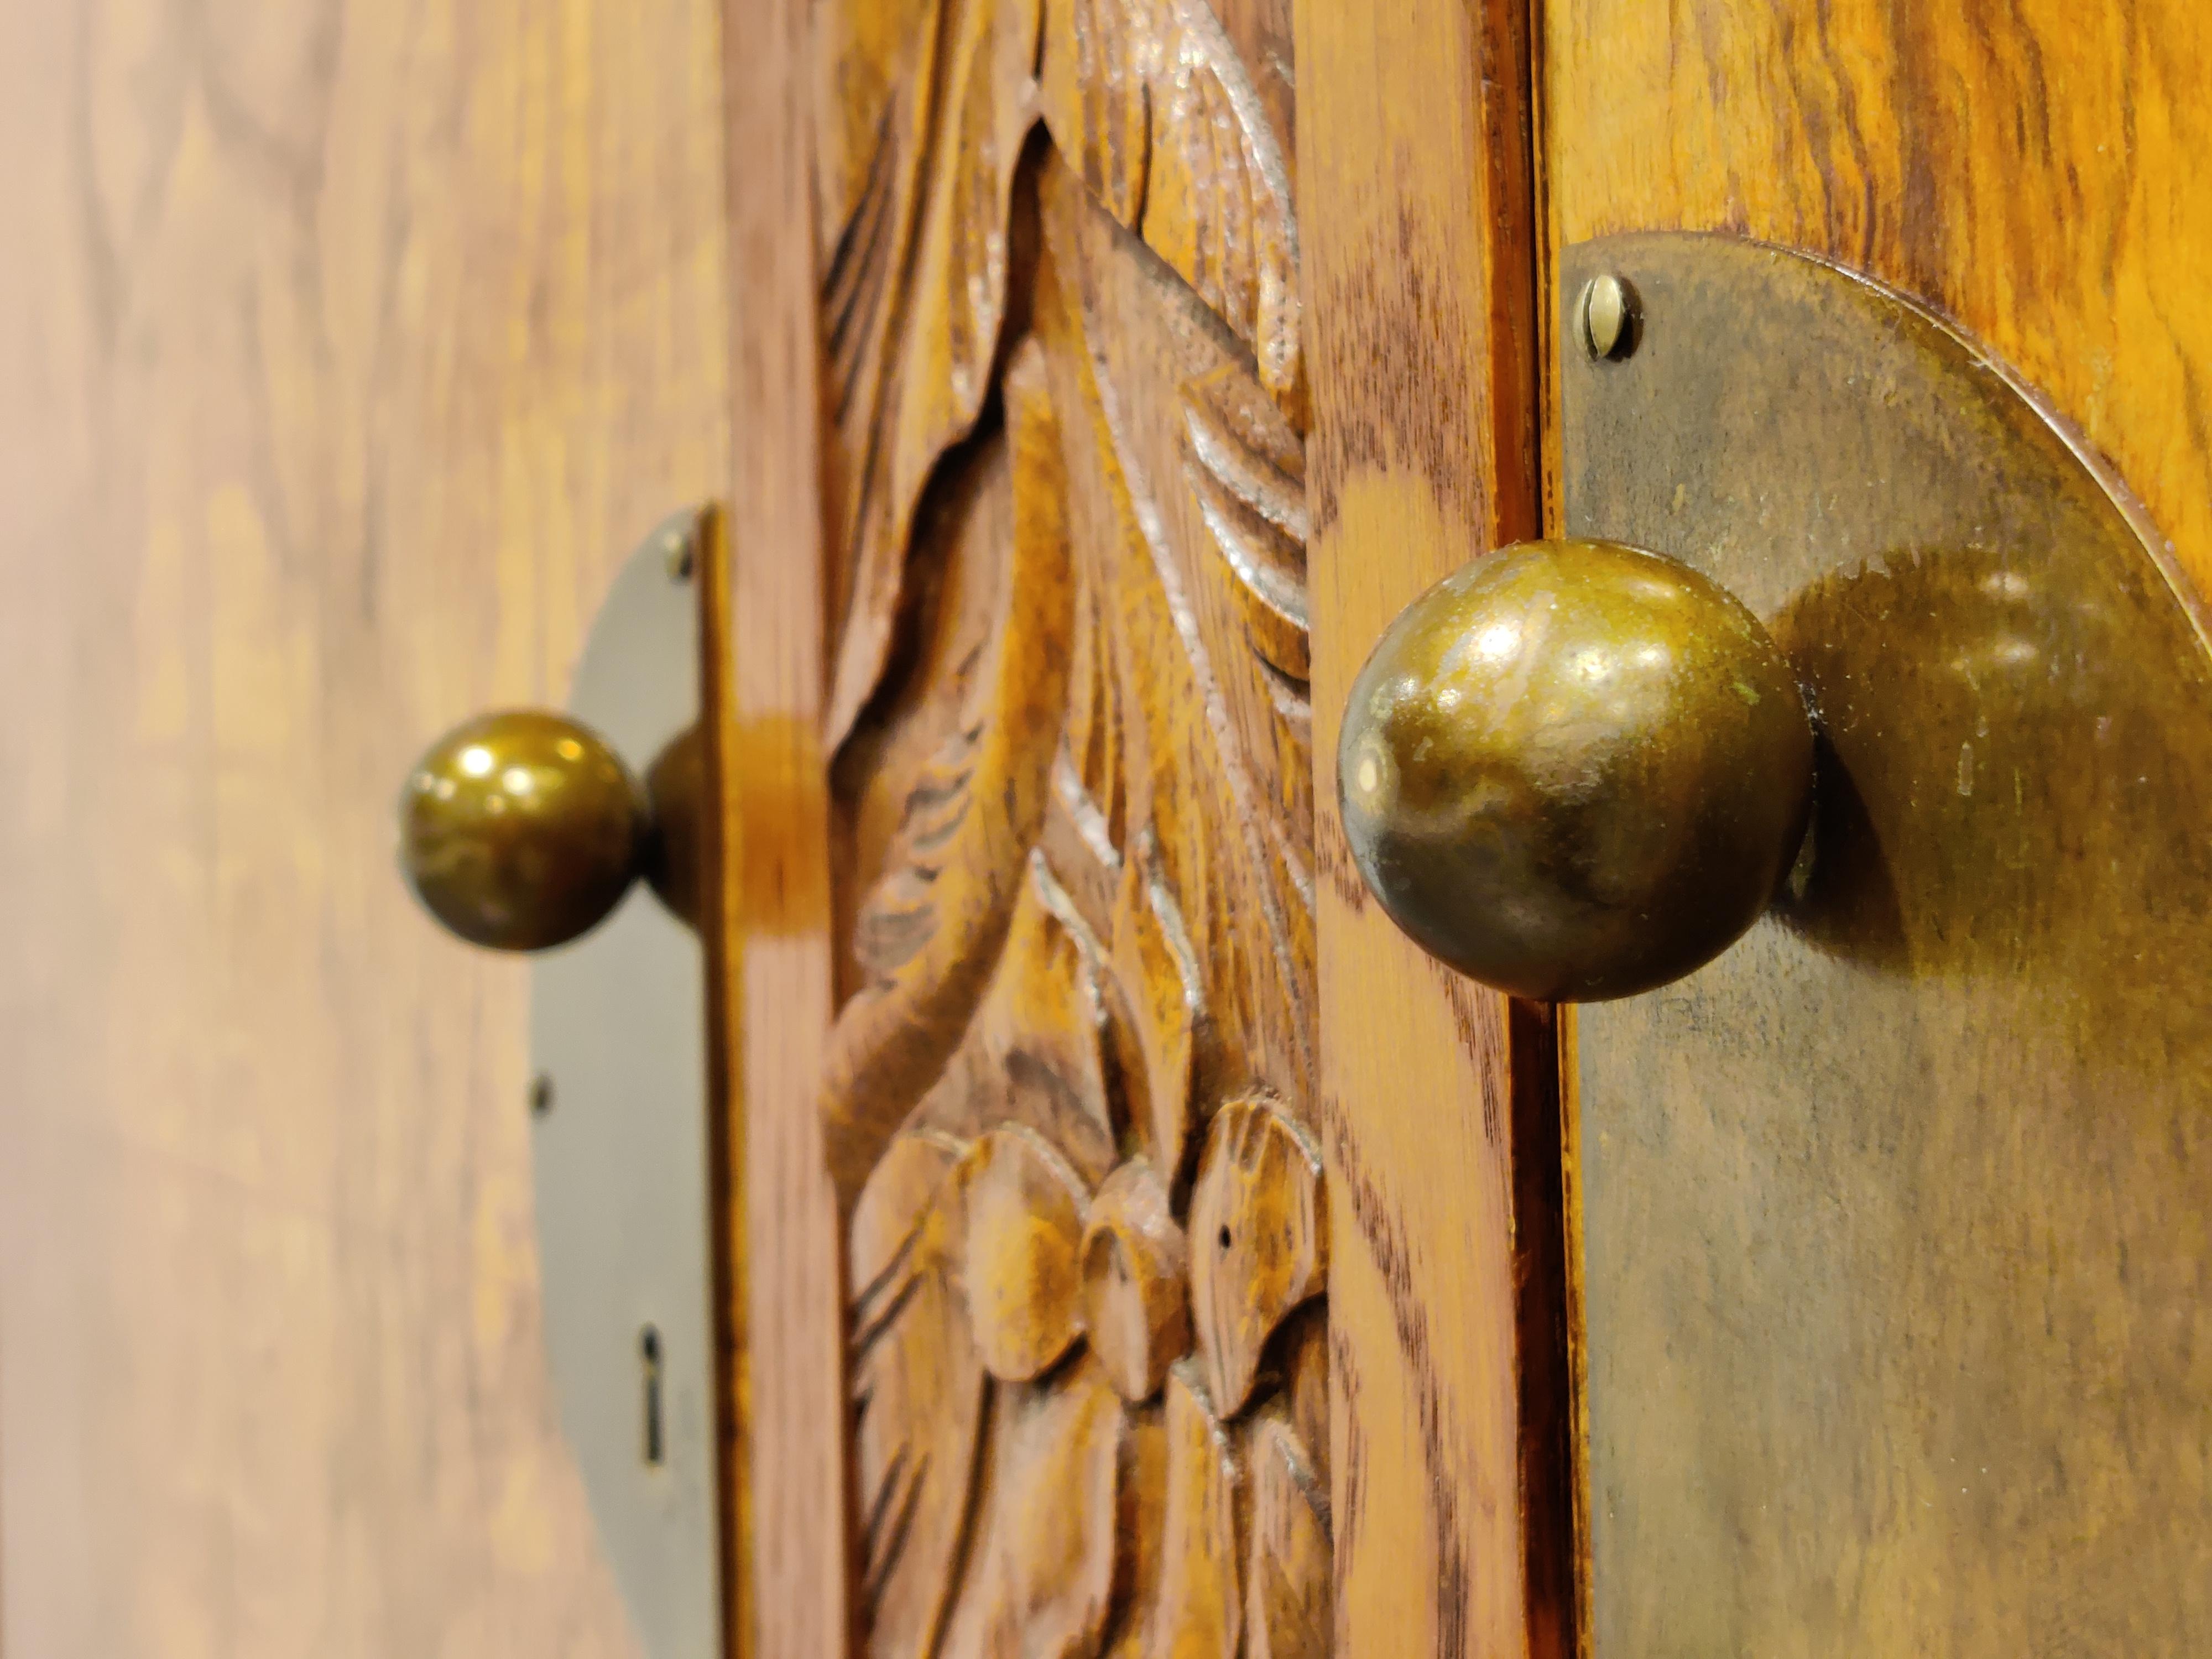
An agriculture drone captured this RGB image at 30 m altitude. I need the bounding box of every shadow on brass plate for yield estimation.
[1768,540,2137,974]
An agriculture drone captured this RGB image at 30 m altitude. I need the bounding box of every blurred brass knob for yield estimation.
[1337,539,1814,1001]
[399,710,649,951]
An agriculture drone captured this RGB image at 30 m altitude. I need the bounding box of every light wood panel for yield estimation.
[1291,1,1574,1655]
[0,1,731,1652]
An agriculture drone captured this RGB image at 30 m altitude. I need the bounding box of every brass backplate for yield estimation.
[530,509,722,1659]
[1562,235,2212,1652]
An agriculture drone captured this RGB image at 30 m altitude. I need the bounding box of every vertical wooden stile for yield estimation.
[1290,0,1575,1652]
[722,0,852,1652]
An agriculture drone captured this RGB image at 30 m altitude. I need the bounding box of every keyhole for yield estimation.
[639,1324,665,1467]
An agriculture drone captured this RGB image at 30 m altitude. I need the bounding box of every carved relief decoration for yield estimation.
[813,0,1324,1650]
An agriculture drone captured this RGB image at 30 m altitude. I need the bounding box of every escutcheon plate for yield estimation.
[1562,236,2212,1653]
[530,509,722,1659]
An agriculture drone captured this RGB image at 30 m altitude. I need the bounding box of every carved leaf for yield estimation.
[1140,0,1305,427]
[854,711,986,979]
[820,0,936,398]
[1036,0,1157,225]
[1150,1361,1244,1656]
[820,0,1048,747]
[1081,1156,1193,1401]
[937,1353,1127,1656]
[1243,1403,1332,1659]
[1109,823,1205,1182]
[822,340,1073,1206]
[1039,747,1124,945]
[1179,362,1310,682]
[1187,1096,1327,1415]
[956,1124,1092,1381]
[909,856,1124,1185]
[851,1133,988,1659]
[1104,1401,1170,1657]
[1034,0,1306,427]
[1272,1300,1330,1493]
[1038,156,1316,1131]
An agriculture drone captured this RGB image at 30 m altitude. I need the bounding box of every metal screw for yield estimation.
[1581,273,1637,361]
[664,531,696,582]
[528,1071,555,1117]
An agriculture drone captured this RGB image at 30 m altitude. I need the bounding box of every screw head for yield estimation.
[664,529,696,582]
[1581,273,1637,361]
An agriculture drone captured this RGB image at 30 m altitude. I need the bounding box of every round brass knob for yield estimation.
[398,710,647,951]
[1337,539,1814,1001]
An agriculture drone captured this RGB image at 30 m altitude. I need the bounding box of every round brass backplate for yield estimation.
[1562,233,2212,1655]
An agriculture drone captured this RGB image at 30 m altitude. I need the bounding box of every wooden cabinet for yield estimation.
[6,0,2205,1653]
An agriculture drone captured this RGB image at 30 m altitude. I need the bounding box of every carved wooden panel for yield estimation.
[811,0,1323,1651]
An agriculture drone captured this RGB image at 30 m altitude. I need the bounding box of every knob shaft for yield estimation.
[1337,539,1814,1001]
[399,710,646,952]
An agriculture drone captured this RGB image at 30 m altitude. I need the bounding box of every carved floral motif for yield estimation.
[817,0,1322,1650]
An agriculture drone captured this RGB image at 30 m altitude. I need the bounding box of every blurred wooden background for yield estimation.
[0,1,731,1651]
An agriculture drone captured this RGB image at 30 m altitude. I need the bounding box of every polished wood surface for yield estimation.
[722,0,847,1648]
[1544,3,2212,1652]
[808,0,1329,1650]
[1291,0,1574,1654]
[0,1,730,1652]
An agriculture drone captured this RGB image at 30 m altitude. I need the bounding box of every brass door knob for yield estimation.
[1337,539,1814,1001]
[398,709,691,952]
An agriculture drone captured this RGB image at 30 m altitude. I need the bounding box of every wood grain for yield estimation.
[1546,0,2212,605]
[721,0,849,1648]
[1289,0,1568,1654]
[0,0,732,1653]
